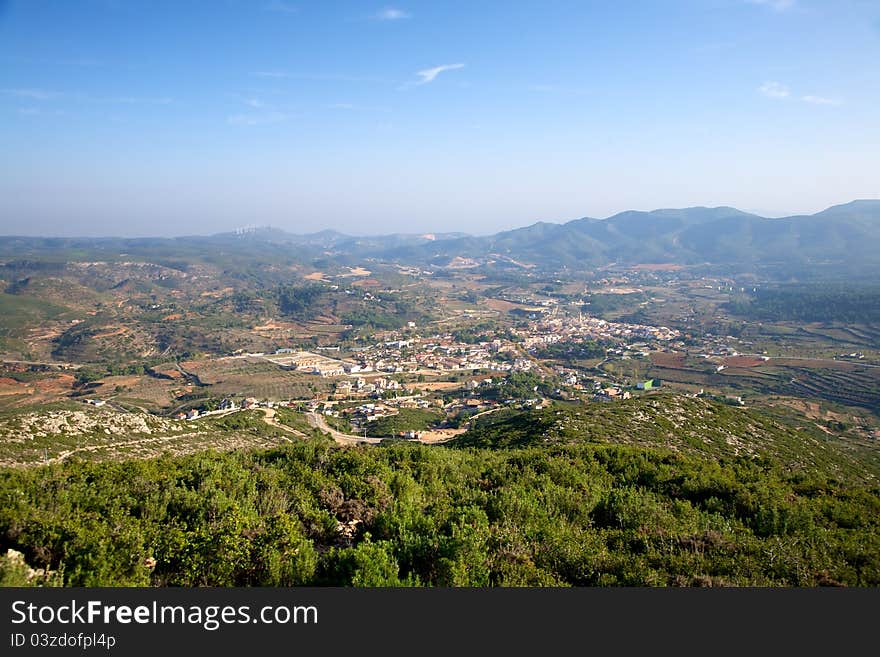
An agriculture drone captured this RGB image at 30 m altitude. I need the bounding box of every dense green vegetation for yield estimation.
[341,308,407,330]
[727,286,880,324]
[0,291,68,348]
[532,339,608,361]
[277,284,328,318]
[451,321,514,344]
[458,397,880,483]
[1,432,878,587]
[479,371,558,401]
[365,409,442,437]
[582,293,647,315]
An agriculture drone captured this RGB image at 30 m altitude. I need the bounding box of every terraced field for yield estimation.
[782,366,880,411]
[648,354,880,413]
[179,357,333,401]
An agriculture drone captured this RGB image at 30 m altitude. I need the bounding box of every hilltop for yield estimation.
[453,395,880,484]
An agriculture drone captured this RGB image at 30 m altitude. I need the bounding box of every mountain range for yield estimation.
[372,200,880,267]
[283,199,880,272]
[3,200,879,274]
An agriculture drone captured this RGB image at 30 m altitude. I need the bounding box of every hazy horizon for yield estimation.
[1,198,878,240]
[2,0,879,237]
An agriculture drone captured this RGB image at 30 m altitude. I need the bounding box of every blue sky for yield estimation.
[1,0,878,237]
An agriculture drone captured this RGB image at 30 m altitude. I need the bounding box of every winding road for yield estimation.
[305,412,382,445]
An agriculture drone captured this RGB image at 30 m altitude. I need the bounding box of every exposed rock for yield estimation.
[0,409,182,443]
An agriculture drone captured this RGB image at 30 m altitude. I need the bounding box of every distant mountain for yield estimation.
[369,200,880,272]
[2,200,878,274]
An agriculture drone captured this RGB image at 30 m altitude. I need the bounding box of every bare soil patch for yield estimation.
[723,356,766,368]
[352,278,381,288]
[417,381,463,391]
[200,287,234,298]
[417,428,465,444]
[630,263,685,271]
[651,352,687,368]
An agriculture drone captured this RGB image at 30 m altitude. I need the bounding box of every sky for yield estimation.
[1,0,879,237]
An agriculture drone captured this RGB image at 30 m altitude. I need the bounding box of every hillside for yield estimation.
[454,396,880,484]
[2,392,879,587]
[403,200,880,271]
[2,433,879,587]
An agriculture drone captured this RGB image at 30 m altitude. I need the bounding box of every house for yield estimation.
[219,398,237,411]
[185,409,200,420]
[314,364,345,377]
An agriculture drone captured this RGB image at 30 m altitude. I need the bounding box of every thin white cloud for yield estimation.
[264,1,297,15]
[2,88,60,100]
[374,7,410,21]
[96,96,173,105]
[758,82,842,106]
[228,97,289,125]
[758,81,790,99]
[801,95,841,106]
[252,71,290,79]
[2,89,173,105]
[744,0,796,11]
[528,84,586,97]
[415,63,465,85]
[17,107,65,116]
[251,71,392,84]
[327,102,391,113]
[227,111,287,126]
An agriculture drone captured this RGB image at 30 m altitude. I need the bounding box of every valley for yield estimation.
[2,204,880,587]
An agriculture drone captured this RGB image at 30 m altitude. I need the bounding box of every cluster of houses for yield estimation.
[529,315,681,346]
[334,376,402,399]
[593,385,632,401]
[251,335,538,381]
[240,300,688,389]
[345,402,399,424]
[346,338,527,374]
[173,396,273,420]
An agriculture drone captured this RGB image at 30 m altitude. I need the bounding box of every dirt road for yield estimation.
[305,412,382,445]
